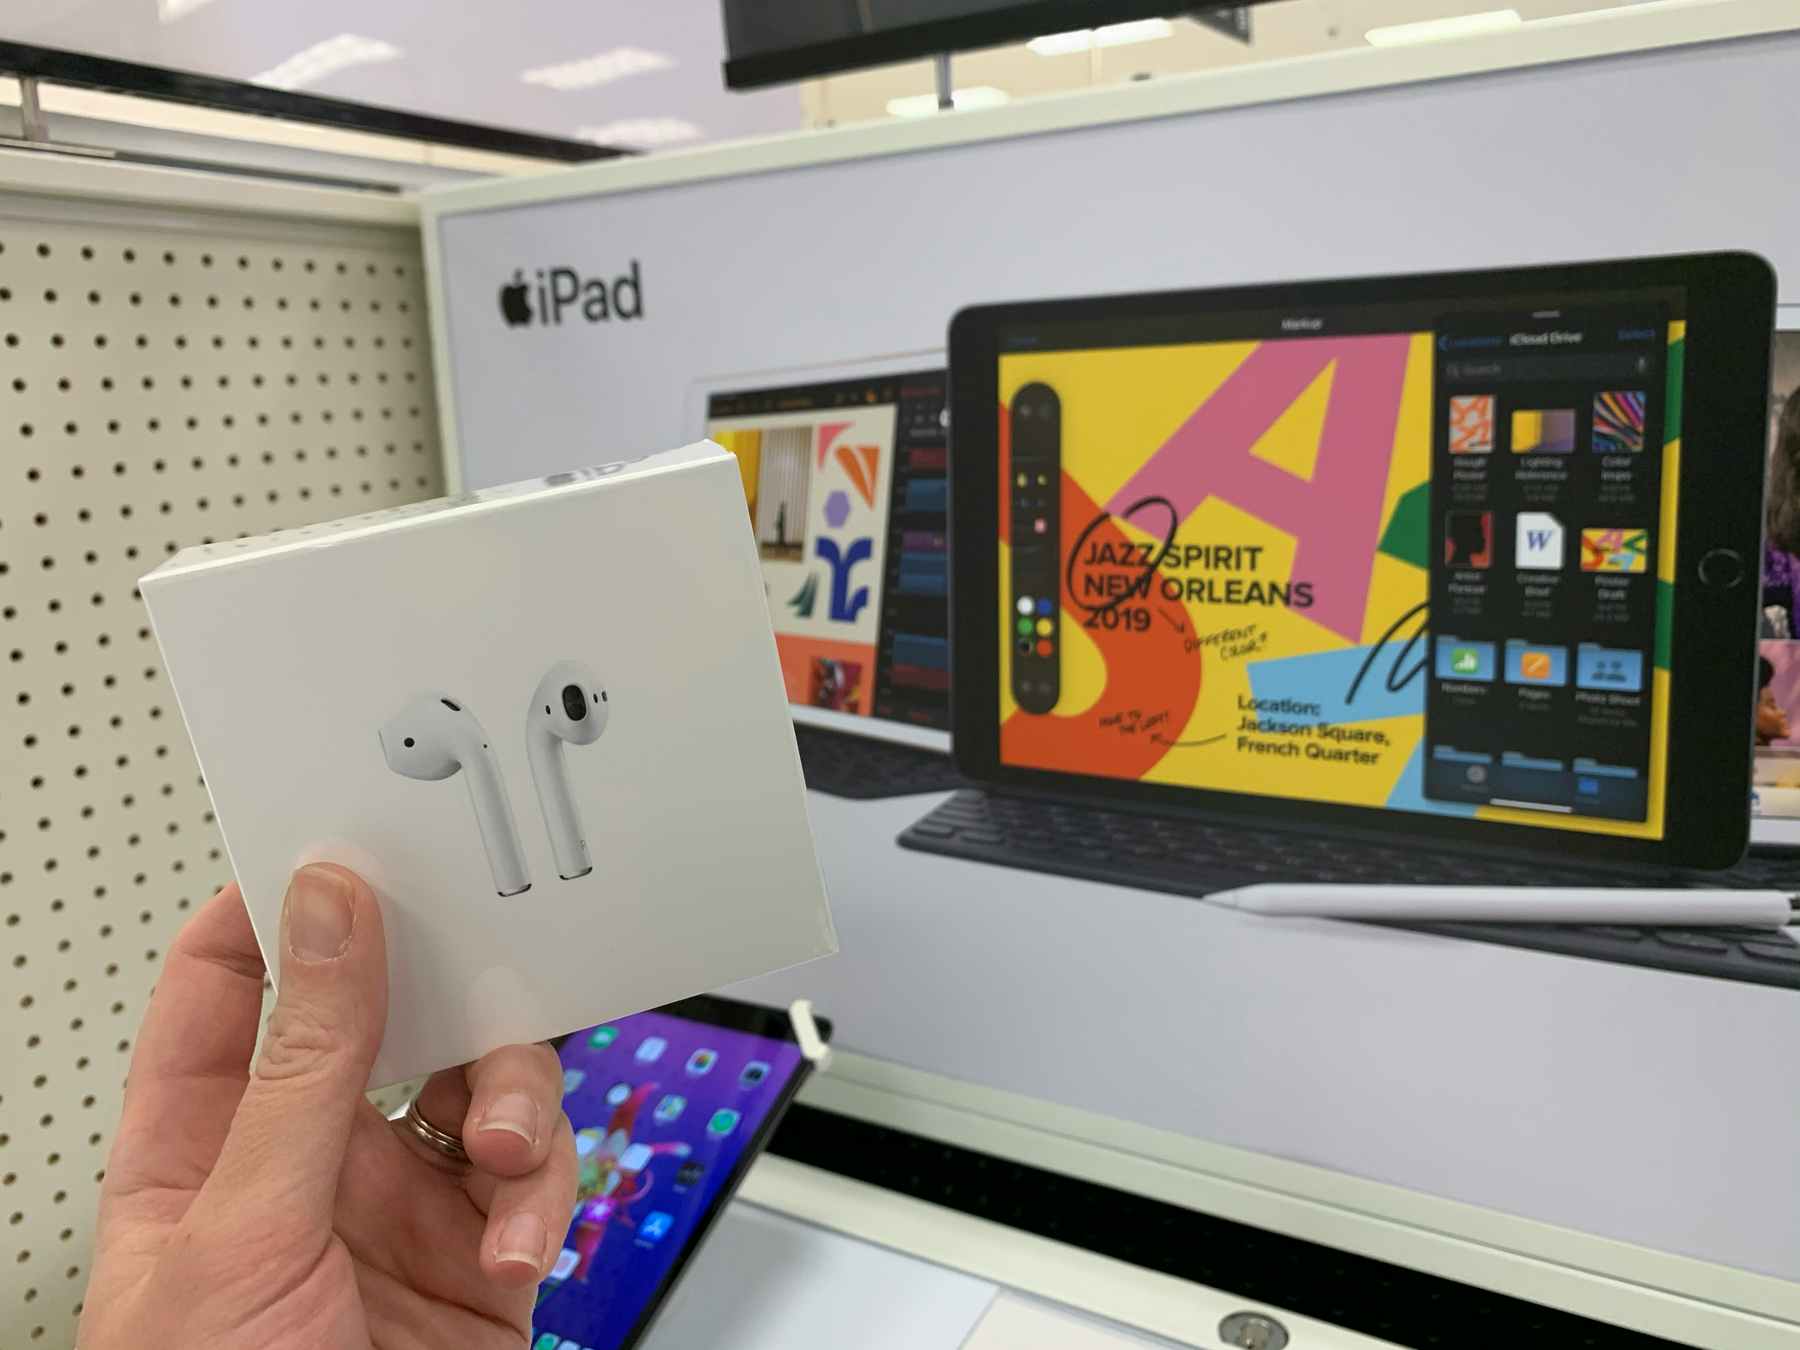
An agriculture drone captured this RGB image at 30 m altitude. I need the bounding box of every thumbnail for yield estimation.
[808,657,864,711]
[1514,511,1564,570]
[1579,527,1649,573]
[1448,394,1495,454]
[1592,390,1646,453]
[1512,408,1576,455]
[1444,511,1493,569]
[747,426,811,562]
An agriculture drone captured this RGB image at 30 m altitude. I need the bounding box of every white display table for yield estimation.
[724,791,1800,1348]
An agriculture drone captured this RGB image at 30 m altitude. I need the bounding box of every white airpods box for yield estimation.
[141,441,837,1087]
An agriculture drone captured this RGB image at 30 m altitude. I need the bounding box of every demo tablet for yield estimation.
[948,253,1774,870]
[531,996,829,1350]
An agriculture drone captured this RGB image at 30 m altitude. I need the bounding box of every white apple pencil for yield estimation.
[1206,885,1796,929]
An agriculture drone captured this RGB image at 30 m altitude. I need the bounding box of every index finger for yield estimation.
[449,1041,566,1178]
[103,884,268,1204]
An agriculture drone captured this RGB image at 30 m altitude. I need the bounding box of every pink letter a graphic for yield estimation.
[1105,335,1410,642]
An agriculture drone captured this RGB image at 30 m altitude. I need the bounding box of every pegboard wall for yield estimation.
[0,187,445,1346]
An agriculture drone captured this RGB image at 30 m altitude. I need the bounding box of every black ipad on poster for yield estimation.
[948,252,1774,869]
[530,995,830,1350]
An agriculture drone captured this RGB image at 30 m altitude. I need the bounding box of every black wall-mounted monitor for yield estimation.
[720,1,1271,89]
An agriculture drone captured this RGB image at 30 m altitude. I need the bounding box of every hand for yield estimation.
[79,864,577,1349]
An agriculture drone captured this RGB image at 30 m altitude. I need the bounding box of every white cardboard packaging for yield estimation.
[141,441,836,1087]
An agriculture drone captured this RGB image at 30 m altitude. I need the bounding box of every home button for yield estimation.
[1697,547,1746,590]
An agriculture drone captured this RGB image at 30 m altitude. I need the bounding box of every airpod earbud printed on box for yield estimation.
[379,694,533,898]
[380,664,609,896]
[528,660,609,881]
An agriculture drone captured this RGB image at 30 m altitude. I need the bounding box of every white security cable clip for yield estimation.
[788,998,832,1073]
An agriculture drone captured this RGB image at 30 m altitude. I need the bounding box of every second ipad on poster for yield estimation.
[685,352,967,801]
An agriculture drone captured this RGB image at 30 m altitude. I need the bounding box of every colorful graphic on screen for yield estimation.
[531,1010,806,1350]
[707,371,952,730]
[1512,407,1577,455]
[1447,393,1494,454]
[1580,526,1650,573]
[997,304,1682,838]
[712,406,894,714]
[1593,389,1647,453]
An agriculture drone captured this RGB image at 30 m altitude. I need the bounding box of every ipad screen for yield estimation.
[530,1008,809,1350]
[996,291,1682,838]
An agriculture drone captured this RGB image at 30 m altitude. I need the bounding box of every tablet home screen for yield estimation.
[997,293,1683,838]
[531,1011,806,1350]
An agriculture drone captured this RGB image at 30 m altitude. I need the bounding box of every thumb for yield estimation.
[196,863,389,1237]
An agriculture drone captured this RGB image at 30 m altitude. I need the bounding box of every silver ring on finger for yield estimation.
[400,1095,471,1167]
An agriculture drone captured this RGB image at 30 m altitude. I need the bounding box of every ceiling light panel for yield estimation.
[157,0,219,21]
[523,47,675,91]
[252,35,402,91]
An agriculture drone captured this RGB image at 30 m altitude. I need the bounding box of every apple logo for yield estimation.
[498,269,531,327]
